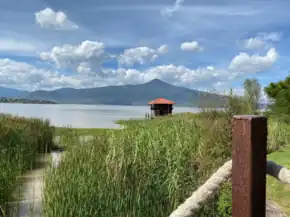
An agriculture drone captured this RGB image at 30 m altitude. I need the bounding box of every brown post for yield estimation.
[232,115,267,217]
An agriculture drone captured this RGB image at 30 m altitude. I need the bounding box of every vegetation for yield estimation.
[43,114,290,217]
[0,114,54,212]
[55,127,116,137]
[42,78,290,217]
[0,97,57,104]
[264,75,290,121]
[267,145,290,215]
[2,76,290,216]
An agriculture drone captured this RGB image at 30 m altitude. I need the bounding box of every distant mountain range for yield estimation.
[0,79,227,106]
[0,86,28,98]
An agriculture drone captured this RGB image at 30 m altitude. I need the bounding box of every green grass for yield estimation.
[55,127,113,136]
[267,145,290,215]
[43,113,228,217]
[43,110,290,217]
[0,110,289,217]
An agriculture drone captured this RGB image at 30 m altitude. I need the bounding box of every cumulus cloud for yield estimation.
[0,43,279,91]
[40,40,106,75]
[0,57,278,91]
[98,64,226,88]
[118,44,169,66]
[35,8,78,30]
[180,41,204,52]
[103,63,259,90]
[0,58,71,90]
[229,48,278,74]
[161,0,184,17]
[0,58,112,90]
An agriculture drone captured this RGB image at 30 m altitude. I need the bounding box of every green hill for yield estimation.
[28,79,226,106]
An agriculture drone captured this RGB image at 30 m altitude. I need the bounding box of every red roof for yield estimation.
[148,98,176,105]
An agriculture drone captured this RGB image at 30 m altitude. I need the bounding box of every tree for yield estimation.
[264,75,290,119]
[243,78,261,113]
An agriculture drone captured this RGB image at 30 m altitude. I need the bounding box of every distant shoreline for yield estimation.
[0,97,57,104]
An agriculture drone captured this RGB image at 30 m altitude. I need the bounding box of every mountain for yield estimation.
[28,79,227,106]
[0,86,28,98]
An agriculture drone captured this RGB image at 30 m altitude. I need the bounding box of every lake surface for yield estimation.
[0,104,200,128]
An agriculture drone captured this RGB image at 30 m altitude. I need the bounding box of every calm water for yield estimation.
[0,103,199,128]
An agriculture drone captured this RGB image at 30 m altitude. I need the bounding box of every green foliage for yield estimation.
[0,114,54,207]
[264,75,290,120]
[217,182,232,217]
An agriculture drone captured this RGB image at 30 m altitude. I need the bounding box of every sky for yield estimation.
[0,0,289,100]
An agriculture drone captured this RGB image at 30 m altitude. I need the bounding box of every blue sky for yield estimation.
[0,0,289,99]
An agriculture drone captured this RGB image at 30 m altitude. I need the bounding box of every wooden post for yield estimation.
[232,115,267,217]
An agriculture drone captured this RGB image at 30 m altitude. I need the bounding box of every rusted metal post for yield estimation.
[232,115,267,217]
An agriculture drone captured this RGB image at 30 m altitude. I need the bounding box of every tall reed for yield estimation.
[0,114,54,212]
[43,109,290,217]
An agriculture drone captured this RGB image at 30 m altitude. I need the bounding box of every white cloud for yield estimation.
[180,41,204,52]
[157,44,169,54]
[0,56,278,91]
[229,48,278,74]
[35,8,78,30]
[241,32,282,50]
[0,56,229,90]
[0,58,111,91]
[98,64,225,88]
[258,32,282,42]
[243,38,267,50]
[118,44,168,66]
[0,44,279,91]
[104,63,253,89]
[40,40,106,75]
[0,58,69,90]
[161,0,184,17]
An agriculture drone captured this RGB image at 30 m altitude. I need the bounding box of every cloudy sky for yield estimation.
[0,0,288,97]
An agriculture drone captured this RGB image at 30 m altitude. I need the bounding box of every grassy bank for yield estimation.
[0,114,54,212]
[43,112,290,217]
[267,145,290,215]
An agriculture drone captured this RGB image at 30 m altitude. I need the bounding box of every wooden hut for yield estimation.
[148,98,175,117]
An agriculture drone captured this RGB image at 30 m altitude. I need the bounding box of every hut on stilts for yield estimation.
[147,98,175,118]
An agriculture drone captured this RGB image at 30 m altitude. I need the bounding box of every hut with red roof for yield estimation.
[148,98,175,117]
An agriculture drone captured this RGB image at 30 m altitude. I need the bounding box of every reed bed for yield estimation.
[43,111,290,217]
[0,114,54,213]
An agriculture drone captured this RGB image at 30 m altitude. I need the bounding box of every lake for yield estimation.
[0,103,200,128]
